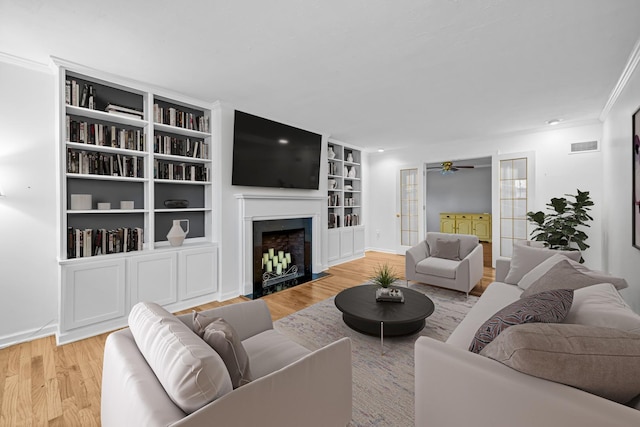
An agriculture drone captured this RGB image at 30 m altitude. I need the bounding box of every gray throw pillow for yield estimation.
[520,259,604,298]
[469,289,573,354]
[480,323,640,404]
[503,242,582,285]
[432,238,461,261]
[193,311,253,389]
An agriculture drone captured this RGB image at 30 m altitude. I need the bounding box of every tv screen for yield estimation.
[232,111,322,190]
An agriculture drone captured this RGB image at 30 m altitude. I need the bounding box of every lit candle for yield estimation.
[278,250,284,262]
[282,259,287,270]
[285,252,291,263]
[266,261,272,272]
[276,263,282,275]
[263,253,269,264]
[268,248,274,259]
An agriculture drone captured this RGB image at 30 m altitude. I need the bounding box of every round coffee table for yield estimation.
[334,285,435,352]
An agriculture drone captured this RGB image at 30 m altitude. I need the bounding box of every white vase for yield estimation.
[347,153,353,162]
[167,219,189,246]
[328,146,335,159]
[348,167,356,178]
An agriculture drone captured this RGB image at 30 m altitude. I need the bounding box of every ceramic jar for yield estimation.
[167,219,190,246]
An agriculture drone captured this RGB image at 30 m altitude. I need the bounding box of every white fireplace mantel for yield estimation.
[235,193,325,295]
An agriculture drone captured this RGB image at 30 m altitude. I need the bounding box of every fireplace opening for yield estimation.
[251,218,313,298]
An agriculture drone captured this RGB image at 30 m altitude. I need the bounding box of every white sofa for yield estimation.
[102,299,352,427]
[415,257,640,427]
[405,232,484,296]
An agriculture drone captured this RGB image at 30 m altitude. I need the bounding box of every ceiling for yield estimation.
[2,0,640,151]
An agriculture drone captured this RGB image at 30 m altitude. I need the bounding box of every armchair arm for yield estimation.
[466,243,484,289]
[415,337,640,427]
[405,241,428,280]
[495,257,511,282]
[173,337,353,427]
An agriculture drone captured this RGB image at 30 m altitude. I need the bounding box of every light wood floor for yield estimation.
[0,250,495,426]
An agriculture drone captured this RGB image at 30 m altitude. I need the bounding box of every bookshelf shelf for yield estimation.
[55,58,219,344]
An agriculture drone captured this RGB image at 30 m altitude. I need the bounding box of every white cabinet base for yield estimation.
[328,226,365,267]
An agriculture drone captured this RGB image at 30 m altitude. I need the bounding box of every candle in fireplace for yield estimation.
[268,248,274,259]
[266,260,272,272]
[285,252,291,263]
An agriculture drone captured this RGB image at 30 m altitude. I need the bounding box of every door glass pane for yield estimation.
[500,158,528,257]
[400,168,419,247]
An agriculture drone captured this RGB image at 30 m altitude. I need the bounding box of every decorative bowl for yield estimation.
[164,199,189,209]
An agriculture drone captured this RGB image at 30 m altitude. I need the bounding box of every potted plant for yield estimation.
[370,263,400,291]
[526,189,594,261]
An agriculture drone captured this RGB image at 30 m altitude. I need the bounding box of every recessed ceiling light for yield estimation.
[377,148,385,152]
[278,139,289,144]
[546,119,562,126]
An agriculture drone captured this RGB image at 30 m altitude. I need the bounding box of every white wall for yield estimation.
[367,122,605,269]
[601,63,640,312]
[0,60,58,346]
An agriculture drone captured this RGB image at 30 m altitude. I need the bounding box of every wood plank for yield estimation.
[0,251,495,425]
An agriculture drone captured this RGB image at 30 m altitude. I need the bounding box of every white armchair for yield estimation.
[405,232,483,296]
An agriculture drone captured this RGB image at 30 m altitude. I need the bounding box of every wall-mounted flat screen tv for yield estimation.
[232,110,322,190]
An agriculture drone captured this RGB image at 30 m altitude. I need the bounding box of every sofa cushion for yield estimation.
[469,289,573,353]
[242,329,311,379]
[518,254,628,292]
[446,282,522,349]
[480,323,640,404]
[520,259,604,298]
[503,242,581,285]
[564,283,640,333]
[416,257,458,279]
[193,311,253,389]
[431,238,461,261]
[128,302,233,414]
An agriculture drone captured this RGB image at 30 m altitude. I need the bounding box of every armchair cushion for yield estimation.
[426,232,478,259]
[431,238,461,260]
[193,311,253,389]
[128,302,233,414]
[416,257,458,279]
[243,329,311,379]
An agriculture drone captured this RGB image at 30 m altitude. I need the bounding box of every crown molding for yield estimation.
[600,36,640,121]
[0,51,51,73]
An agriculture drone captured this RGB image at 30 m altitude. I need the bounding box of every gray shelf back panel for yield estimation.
[154,183,205,209]
[67,213,144,231]
[155,211,205,242]
[67,180,145,210]
[66,72,144,112]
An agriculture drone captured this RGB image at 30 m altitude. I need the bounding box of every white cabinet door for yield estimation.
[178,246,217,300]
[128,252,178,307]
[61,258,126,331]
[340,228,354,258]
[353,226,365,255]
[328,229,341,262]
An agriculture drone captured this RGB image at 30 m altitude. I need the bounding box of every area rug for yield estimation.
[274,282,479,427]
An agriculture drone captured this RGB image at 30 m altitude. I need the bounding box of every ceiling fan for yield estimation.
[427,161,475,175]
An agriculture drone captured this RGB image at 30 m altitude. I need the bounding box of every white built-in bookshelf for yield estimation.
[54,58,218,344]
[326,139,365,264]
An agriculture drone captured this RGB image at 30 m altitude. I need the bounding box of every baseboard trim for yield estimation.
[0,323,57,349]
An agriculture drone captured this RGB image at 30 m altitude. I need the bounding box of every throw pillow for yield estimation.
[480,323,640,404]
[503,242,581,285]
[564,283,640,333]
[518,254,628,291]
[520,259,604,298]
[128,302,232,414]
[469,289,573,354]
[432,238,461,261]
[193,311,253,389]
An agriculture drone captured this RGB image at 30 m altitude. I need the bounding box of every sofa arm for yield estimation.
[406,241,428,279]
[415,337,640,427]
[173,337,353,427]
[178,299,274,341]
[495,257,511,282]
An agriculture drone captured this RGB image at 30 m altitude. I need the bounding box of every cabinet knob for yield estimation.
[396,213,400,218]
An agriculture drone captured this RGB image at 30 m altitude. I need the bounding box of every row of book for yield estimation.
[67,117,145,151]
[67,227,143,258]
[153,104,209,132]
[154,160,209,182]
[154,135,209,159]
[328,194,341,207]
[67,149,144,178]
[328,213,360,228]
[66,80,96,109]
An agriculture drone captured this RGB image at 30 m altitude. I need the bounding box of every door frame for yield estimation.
[395,164,426,254]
